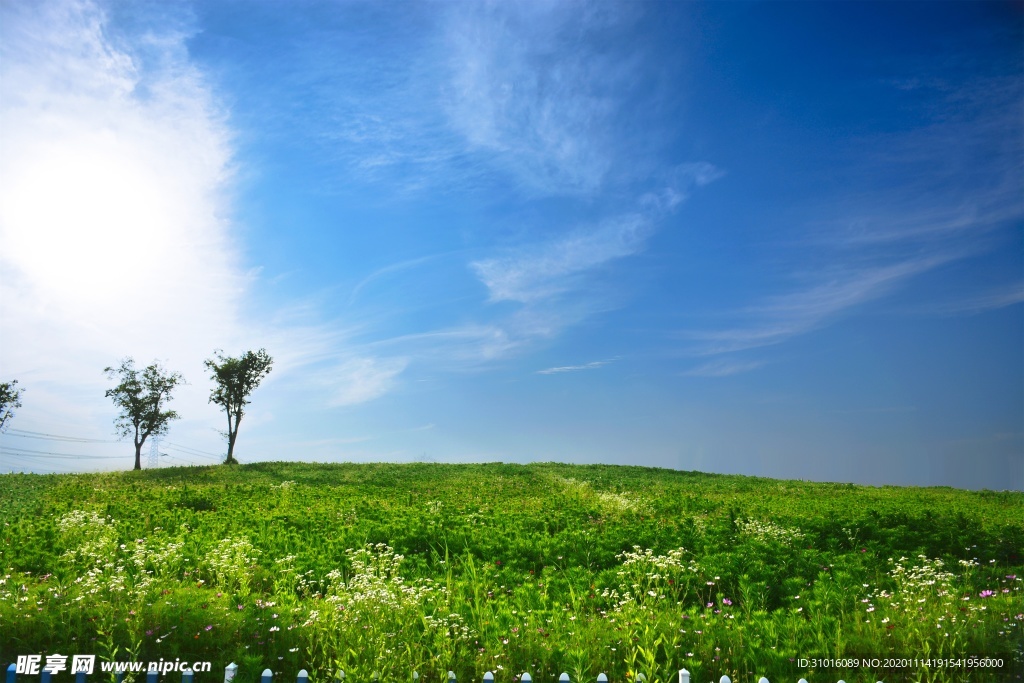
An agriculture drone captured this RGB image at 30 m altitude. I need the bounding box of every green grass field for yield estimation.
[1,462,1021,683]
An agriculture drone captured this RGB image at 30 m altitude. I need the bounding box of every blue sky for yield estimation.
[1,0,1021,489]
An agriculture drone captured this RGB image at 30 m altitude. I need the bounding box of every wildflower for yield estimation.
[238,604,245,610]
[722,598,732,605]
[205,625,213,631]
[980,590,994,598]
[269,626,280,632]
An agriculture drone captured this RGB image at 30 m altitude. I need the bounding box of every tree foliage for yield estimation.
[204,348,273,465]
[0,380,23,432]
[104,359,184,470]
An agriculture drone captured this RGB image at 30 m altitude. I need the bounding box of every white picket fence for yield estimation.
[5,663,884,683]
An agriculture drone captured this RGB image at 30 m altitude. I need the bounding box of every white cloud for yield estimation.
[684,359,765,377]
[926,282,1024,316]
[468,158,722,306]
[0,1,416,467]
[537,359,617,375]
[442,1,639,197]
[327,357,409,407]
[471,214,649,303]
[0,0,247,440]
[686,255,955,356]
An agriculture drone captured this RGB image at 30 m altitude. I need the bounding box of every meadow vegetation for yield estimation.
[0,462,1021,683]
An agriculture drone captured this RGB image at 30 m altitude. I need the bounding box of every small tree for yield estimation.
[204,348,273,465]
[104,359,184,470]
[0,380,23,432]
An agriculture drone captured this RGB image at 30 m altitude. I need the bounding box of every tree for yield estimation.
[104,359,184,471]
[204,349,273,465]
[0,380,23,432]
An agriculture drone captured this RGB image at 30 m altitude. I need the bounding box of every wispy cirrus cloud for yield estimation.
[325,356,409,407]
[471,159,722,309]
[680,73,1023,372]
[926,282,1024,316]
[537,358,618,375]
[442,1,641,197]
[684,359,765,377]
[685,254,956,356]
[471,213,649,304]
[347,252,455,306]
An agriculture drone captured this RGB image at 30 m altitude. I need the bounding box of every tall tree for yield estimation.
[0,380,23,432]
[204,349,273,465]
[104,359,184,470]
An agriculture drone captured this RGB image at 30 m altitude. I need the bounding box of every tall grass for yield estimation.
[0,462,1021,683]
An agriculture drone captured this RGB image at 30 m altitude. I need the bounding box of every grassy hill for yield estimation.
[1,462,1021,682]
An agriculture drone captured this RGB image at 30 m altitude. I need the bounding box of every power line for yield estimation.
[4,428,118,443]
[2,430,222,461]
[0,446,124,460]
[165,442,221,458]
[164,444,220,461]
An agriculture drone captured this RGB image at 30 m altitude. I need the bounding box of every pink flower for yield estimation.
[238,604,245,610]
[205,625,213,631]
[722,598,732,606]
[707,602,714,608]
[979,590,994,598]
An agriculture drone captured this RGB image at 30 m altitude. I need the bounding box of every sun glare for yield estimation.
[2,133,174,309]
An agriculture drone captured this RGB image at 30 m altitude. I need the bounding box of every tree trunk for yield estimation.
[134,441,143,470]
[225,411,239,465]
[226,430,238,464]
